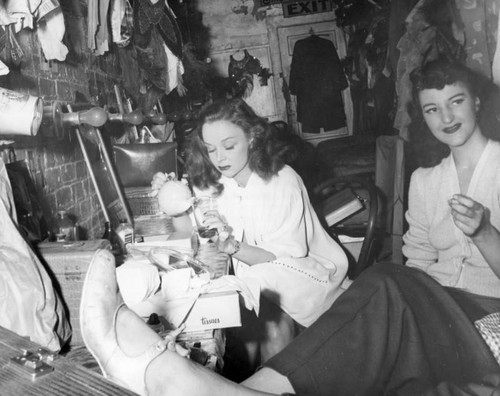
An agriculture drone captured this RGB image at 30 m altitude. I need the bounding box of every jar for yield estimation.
[115,219,134,254]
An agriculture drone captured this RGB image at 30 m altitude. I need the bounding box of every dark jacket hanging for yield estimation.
[289,35,348,133]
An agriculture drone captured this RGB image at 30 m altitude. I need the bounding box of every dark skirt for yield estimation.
[265,263,500,396]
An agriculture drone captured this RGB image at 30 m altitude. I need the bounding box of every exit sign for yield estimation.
[282,0,334,18]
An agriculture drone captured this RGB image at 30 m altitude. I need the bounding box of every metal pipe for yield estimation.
[94,126,134,226]
[69,108,110,223]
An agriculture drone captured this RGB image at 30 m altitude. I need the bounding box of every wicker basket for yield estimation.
[134,214,174,237]
[124,186,161,216]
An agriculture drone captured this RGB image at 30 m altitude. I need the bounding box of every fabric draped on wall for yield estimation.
[393,0,466,140]
[393,0,500,139]
[455,0,499,78]
[289,34,348,134]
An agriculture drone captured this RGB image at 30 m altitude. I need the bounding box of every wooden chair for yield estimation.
[313,176,381,279]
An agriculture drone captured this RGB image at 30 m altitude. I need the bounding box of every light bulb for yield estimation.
[61,107,108,127]
[108,109,144,125]
[79,107,108,127]
[123,109,144,125]
[146,112,167,125]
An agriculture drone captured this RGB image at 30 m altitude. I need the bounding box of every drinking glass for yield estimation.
[192,197,219,239]
[195,241,230,279]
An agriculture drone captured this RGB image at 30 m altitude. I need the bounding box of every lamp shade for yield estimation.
[0,87,43,136]
[157,180,193,216]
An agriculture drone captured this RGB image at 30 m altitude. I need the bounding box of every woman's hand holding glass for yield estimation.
[200,207,232,241]
[449,194,489,238]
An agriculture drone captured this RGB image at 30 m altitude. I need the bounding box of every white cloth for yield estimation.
[0,157,16,222]
[493,10,500,86]
[163,43,184,95]
[197,165,348,327]
[110,0,126,44]
[0,59,9,76]
[36,6,68,61]
[116,259,161,307]
[0,158,70,351]
[0,0,41,31]
[93,0,110,55]
[403,140,500,298]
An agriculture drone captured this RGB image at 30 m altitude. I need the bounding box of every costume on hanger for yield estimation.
[133,0,182,58]
[132,0,184,94]
[289,34,348,134]
[228,49,271,99]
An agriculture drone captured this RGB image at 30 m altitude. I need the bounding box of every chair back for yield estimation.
[314,176,380,279]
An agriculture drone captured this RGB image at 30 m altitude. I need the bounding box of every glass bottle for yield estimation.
[102,221,121,255]
[102,221,111,240]
[56,210,74,241]
[115,219,134,254]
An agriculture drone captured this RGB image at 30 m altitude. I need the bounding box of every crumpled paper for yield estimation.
[116,258,161,307]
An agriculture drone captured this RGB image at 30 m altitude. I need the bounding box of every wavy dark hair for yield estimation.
[408,57,500,167]
[185,98,291,195]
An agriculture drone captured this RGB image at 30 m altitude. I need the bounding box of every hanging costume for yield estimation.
[228,49,272,99]
[132,0,184,95]
[289,34,348,134]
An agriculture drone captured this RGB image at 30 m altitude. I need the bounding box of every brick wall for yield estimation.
[1,21,140,240]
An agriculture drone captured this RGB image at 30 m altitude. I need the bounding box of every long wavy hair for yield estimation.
[408,57,499,167]
[186,98,290,195]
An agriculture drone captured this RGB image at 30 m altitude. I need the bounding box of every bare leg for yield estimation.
[241,368,295,394]
[145,350,293,396]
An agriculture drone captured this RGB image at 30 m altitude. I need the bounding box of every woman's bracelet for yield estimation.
[230,240,241,255]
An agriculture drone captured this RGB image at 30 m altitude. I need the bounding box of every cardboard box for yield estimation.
[183,291,241,332]
[133,290,241,333]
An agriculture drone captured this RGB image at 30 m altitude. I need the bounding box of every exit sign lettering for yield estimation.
[282,0,333,18]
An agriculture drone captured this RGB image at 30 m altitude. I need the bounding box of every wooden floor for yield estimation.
[63,345,100,374]
[0,326,135,395]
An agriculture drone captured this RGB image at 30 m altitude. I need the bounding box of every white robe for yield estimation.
[197,165,348,327]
